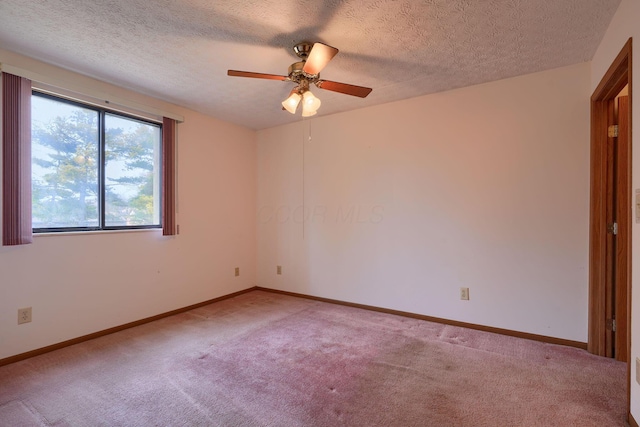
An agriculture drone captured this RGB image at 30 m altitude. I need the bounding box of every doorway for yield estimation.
[588,37,632,409]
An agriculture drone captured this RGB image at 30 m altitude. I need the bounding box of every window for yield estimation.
[31,92,162,232]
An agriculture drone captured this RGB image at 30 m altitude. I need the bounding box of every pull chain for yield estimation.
[302,119,312,239]
[302,120,305,240]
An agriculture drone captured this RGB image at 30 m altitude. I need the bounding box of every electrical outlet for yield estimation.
[234,267,240,277]
[18,307,32,324]
[460,288,470,300]
[276,265,282,275]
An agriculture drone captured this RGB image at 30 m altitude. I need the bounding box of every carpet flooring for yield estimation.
[0,290,627,426]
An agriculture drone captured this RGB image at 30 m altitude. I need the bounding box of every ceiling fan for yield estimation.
[228,42,372,117]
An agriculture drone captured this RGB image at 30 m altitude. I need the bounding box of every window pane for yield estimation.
[32,96,99,228]
[104,114,161,227]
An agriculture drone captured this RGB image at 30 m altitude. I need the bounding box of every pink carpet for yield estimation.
[0,290,627,426]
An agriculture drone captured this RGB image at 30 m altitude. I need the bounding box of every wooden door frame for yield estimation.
[588,36,632,408]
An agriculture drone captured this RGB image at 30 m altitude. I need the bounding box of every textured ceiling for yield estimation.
[0,0,621,130]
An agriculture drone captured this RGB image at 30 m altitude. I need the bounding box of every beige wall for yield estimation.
[257,62,591,342]
[591,0,639,419]
[0,50,257,360]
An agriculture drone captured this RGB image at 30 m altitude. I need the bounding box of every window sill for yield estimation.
[33,228,162,238]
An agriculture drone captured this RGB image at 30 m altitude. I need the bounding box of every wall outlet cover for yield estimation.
[18,307,32,325]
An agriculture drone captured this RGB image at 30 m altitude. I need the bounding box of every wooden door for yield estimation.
[613,95,629,362]
[603,94,630,362]
[588,39,631,366]
[604,99,616,358]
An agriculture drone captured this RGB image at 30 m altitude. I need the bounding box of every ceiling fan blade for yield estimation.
[227,70,288,81]
[303,43,339,75]
[315,80,372,98]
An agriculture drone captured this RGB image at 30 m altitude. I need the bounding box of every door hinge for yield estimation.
[606,318,617,332]
[607,222,618,235]
[608,125,619,138]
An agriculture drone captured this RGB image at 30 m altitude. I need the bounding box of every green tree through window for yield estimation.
[32,93,161,231]
[105,113,161,227]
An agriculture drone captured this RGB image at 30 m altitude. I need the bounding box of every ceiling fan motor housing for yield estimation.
[288,61,319,84]
[293,42,313,59]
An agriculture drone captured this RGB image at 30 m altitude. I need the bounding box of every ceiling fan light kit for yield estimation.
[282,91,302,114]
[301,90,321,117]
[228,42,372,117]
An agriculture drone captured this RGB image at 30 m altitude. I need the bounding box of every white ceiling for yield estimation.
[0,0,621,130]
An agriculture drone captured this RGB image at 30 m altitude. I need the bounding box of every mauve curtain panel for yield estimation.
[2,72,33,246]
[162,117,176,236]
